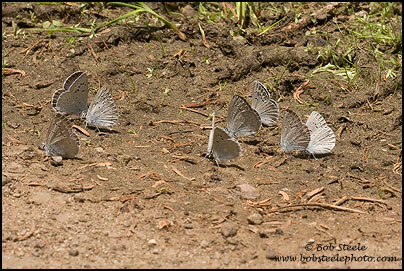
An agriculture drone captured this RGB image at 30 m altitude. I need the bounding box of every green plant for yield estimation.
[146,67,154,78]
[25,2,186,40]
[108,2,186,40]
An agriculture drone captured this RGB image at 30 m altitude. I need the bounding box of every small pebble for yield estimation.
[221,221,238,238]
[50,155,63,166]
[235,184,259,200]
[69,249,79,257]
[148,239,157,246]
[247,213,263,225]
[200,240,209,248]
[32,250,40,257]
[266,247,277,260]
[183,223,193,229]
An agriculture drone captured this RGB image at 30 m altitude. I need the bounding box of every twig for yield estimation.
[50,185,95,193]
[16,224,36,241]
[333,196,349,206]
[170,165,195,181]
[293,79,310,104]
[180,106,210,117]
[6,135,25,145]
[150,119,200,127]
[21,38,48,56]
[212,197,234,206]
[306,187,324,200]
[198,23,211,48]
[246,197,272,208]
[2,68,26,77]
[351,196,387,205]
[78,162,114,170]
[72,124,90,136]
[268,203,366,214]
[88,42,99,61]
[336,123,346,139]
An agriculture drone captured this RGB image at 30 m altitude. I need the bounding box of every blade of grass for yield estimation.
[258,16,286,36]
[109,2,186,41]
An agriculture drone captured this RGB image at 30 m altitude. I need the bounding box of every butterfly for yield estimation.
[280,109,311,152]
[226,95,261,138]
[208,112,242,164]
[43,113,80,159]
[305,111,336,155]
[280,109,336,155]
[85,86,119,130]
[52,71,88,116]
[251,80,279,127]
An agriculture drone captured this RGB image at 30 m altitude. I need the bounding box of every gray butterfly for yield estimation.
[280,109,310,152]
[52,71,89,115]
[208,113,242,164]
[43,113,80,159]
[85,86,119,130]
[251,80,279,127]
[226,95,261,138]
[305,111,335,155]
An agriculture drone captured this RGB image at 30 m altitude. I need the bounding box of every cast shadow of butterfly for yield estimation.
[297,151,335,159]
[216,163,245,171]
[86,126,121,134]
[238,138,260,146]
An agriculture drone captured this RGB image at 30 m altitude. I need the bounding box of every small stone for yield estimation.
[152,248,159,254]
[247,213,263,225]
[266,247,277,260]
[2,175,11,186]
[95,147,104,152]
[69,249,79,256]
[182,5,197,17]
[148,239,157,246]
[200,240,209,248]
[183,223,193,229]
[32,250,40,257]
[50,155,63,166]
[235,184,259,200]
[221,221,238,238]
[33,241,45,249]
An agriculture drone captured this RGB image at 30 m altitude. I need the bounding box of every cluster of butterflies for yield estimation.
[207,81,336,164]
[43,71,119,159]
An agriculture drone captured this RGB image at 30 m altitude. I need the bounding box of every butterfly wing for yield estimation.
[305,111,335,154]
[207,113,216,155]
[211,127,242,163]
[85,86,119,130]
[44,113,79,158]
[52,71,88,115]
[251,81,279,126]
[226,95,261,138]
[280,109,310,151]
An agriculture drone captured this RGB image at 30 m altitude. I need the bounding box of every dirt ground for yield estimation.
[2,2,402,268]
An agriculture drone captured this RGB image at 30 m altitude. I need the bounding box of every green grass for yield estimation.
[23,2,186,40]
[305,2,401,89]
